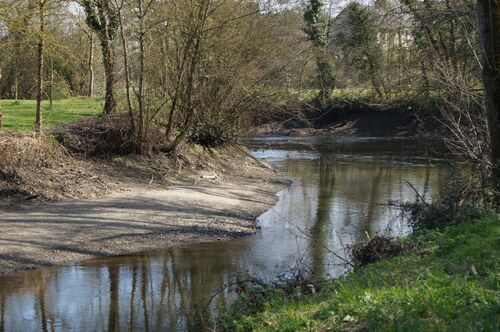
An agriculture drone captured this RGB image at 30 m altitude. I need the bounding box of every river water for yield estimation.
[0,137,449,331]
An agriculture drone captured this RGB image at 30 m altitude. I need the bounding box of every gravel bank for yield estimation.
[0,174,285,276]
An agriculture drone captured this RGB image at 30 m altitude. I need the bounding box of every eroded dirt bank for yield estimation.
[249,97,443,137]
[0,131,285,276]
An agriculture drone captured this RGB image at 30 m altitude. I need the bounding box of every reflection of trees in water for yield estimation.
[310,155,336,277]
[360,167,385,240]
[103,247,240,331]
[129,265,138,330]
[423,165,431,200]
[141,261,151,332]
[0,294,4,332]
[38,280,48,332]
[108,266,120,332]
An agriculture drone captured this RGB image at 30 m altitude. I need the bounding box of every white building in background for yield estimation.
[373,0,413,50]
[331,0,413,51]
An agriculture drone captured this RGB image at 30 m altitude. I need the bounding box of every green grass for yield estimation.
[285,87,442,102]
[286,88,374,101]
[0,97,104,131]
[224,213,500,331]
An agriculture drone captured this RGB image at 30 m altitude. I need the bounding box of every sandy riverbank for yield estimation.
[0,134,286,276]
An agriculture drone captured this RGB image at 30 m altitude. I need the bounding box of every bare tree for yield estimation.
[114,0,134,134]
[0,67,3,129]
[477,0,500,188]
[80,0,118,114]
[83,28,94,97]
[35,0,46,135]
[163,0,211,151]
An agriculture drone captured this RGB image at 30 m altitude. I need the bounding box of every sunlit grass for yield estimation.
[0,97,104,131]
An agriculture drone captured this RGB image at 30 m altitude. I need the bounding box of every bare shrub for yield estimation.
[401,173,496,232]
[351,236,405,268]
[0,131,109,200]
[53,115,134,156]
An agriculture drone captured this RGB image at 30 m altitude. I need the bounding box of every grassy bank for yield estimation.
[0,97,103,131]
[223,213,500,331]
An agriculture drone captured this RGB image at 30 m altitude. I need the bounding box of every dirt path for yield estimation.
[0,177,284,276]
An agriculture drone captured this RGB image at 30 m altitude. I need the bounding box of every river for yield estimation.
[0,136,449,331]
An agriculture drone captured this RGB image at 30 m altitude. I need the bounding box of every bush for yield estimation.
[187,109,239,147]
[403,171,498,231]
[351,236,406,268]
[53,115,135,156]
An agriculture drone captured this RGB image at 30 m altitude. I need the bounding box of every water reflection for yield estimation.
[310,156,336,276]
[0,138,449,331]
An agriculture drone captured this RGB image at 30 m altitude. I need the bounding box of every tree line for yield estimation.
[0,0,304,151]
[0,0,498,185]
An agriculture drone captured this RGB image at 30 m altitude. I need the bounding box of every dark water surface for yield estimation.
[0,137,450,331]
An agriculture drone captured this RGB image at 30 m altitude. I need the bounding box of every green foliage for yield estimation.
[0,97,103,131]
[222,214,500,331]
[303,0,335,103]
[303,0,328,48]
[314,56,336,100]
[336,3,385,96]
[348,5,382,70]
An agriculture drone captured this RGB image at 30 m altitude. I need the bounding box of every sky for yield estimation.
[67,0,375,16]
[261,0,374,15]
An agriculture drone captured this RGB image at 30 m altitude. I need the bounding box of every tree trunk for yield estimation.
[14,74,18,102]
[88,32,94,98]
[48,61,53,109]
[477,0,500,187]
[117,3,135,141]
[101,41,116,115]
[0,67,3,129]
[35,0,45,135]
[97,4,116,115]
[136,0,146,154]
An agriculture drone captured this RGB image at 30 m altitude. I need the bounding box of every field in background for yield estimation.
[0,97,103,131]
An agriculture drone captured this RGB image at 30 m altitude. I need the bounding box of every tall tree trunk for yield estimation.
[82,1,118,111]
[48,61,53,109]
[117,2,135,140]
[137,0,146,154]
[88,32,94,97]
[477,0,500,188]
[14,74,18,102]
[35,0,45,135]
[97,3,116,115]
[102,45,116,114]
[0,67,3,129]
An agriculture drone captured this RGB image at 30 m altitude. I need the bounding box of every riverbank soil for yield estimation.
[249,97,441,137]
[223,213,500,331]
[0,129,284,276]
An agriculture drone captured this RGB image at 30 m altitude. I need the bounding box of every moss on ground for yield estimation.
[222,213,500,331]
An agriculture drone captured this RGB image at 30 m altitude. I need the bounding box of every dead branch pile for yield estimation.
[351,236,405,268]
[0,131,109,201]
[53,115,135,156]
